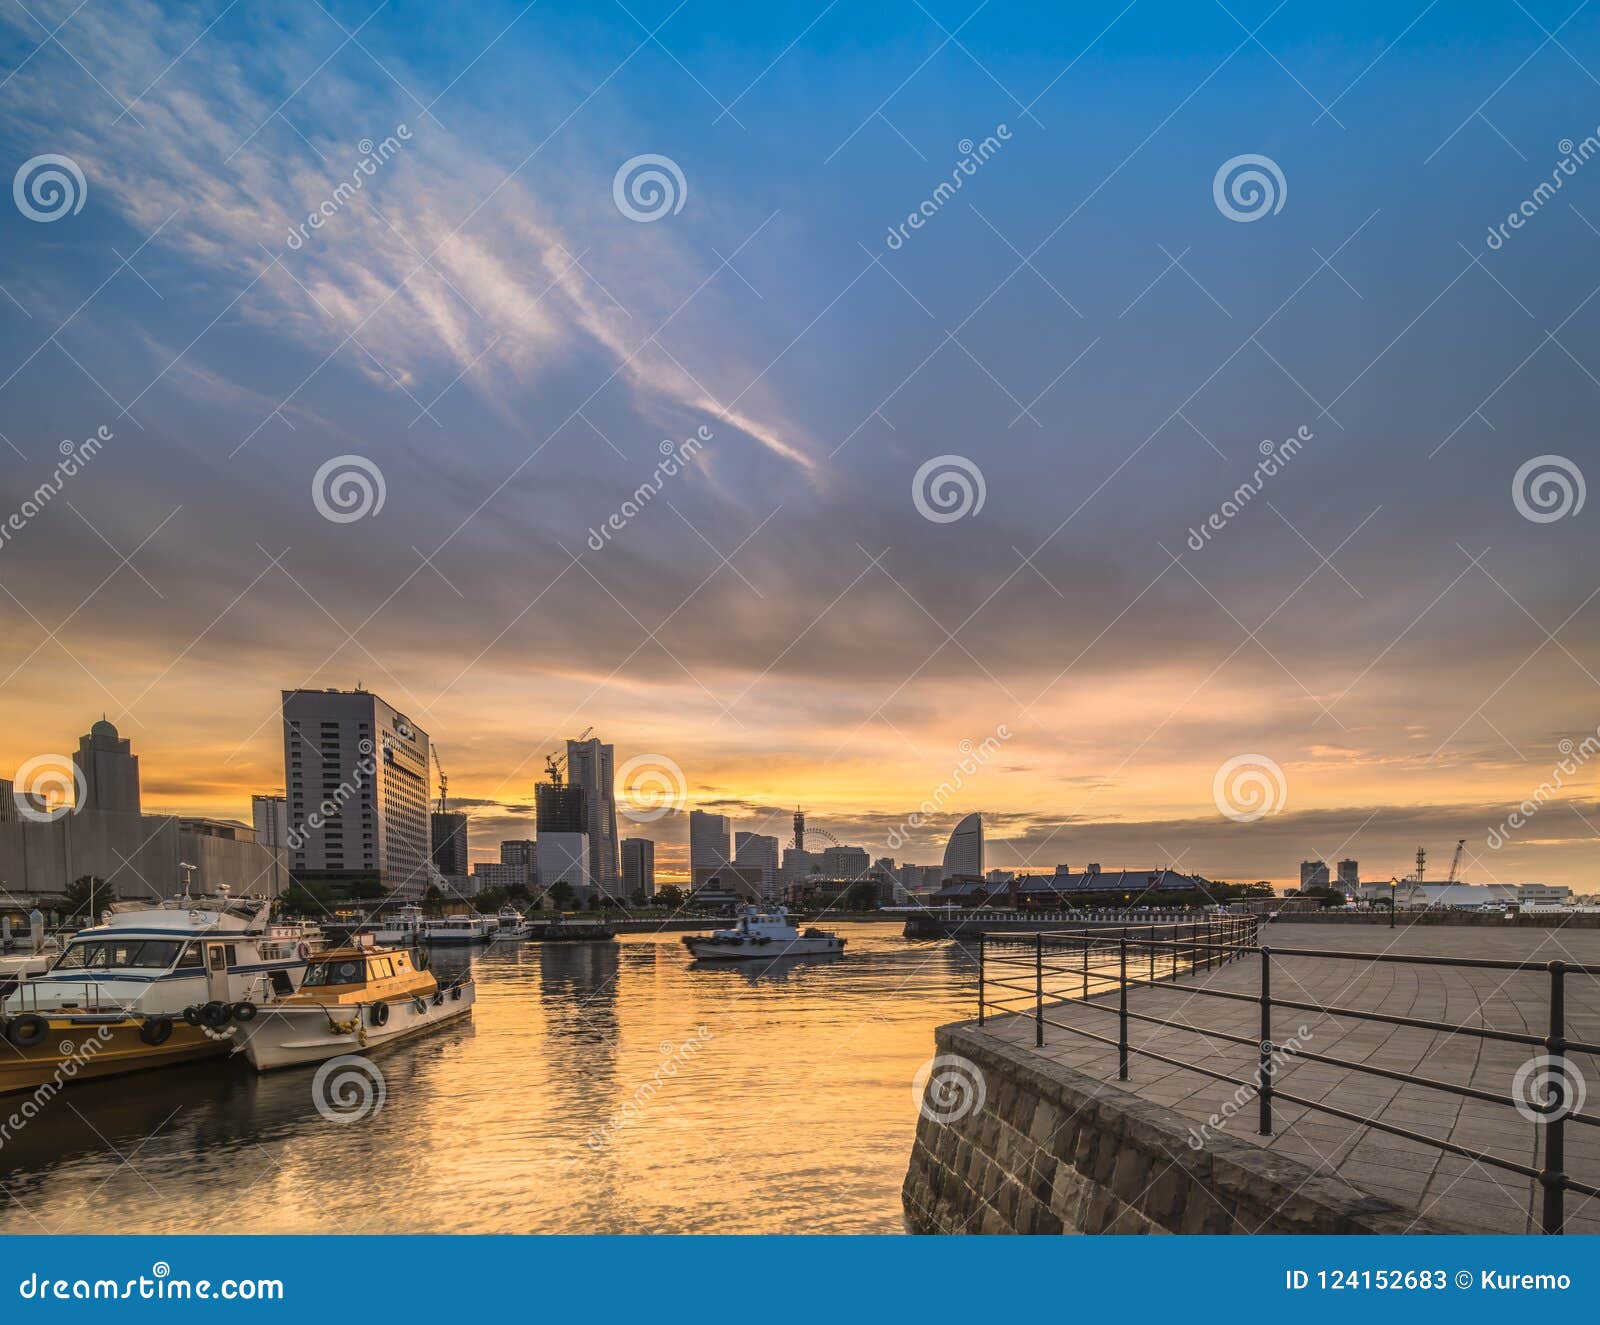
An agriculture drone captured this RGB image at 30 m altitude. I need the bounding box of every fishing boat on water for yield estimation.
[0,889,313,1095]
[232,935,473,1070]
[681,905,845,962]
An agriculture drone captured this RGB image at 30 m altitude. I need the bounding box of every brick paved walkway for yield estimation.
[982,922,1600,1233]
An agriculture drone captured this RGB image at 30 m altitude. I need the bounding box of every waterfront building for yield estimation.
[252,793,288,847]
[567,737,620,890]
[782,846,818,884]
[819,844,870,879]
[734,831,780,898]
[471,861,525,893]
[500,839,536,880]
[941,813,983,880]
[692,864,765,906]
[0,719,287,908]
[621,838,655,896]
[431,811,469,877]
[1300,860,1330,889]
[1337,858,1360,890]
[282,687,431,898]
[535,781,590,899]
[933,866,1215,906]
[689,810,732,878]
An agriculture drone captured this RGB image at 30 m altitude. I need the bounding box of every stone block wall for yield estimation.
[903,1022,1462,1235]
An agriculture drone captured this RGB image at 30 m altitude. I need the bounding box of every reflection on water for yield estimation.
[0,924,974,1234]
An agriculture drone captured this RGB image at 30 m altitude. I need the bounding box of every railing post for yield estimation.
[1118,936,1129,1080]
[1542,960,1567,1234]
[1148,927,1155,983]
[977,935,986,1027]
[1258,946,1273,1135]
[1082,933,1089,1000]
[1035,933,1044,1047]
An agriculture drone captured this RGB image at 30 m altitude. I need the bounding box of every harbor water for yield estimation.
[0,923,973,1234]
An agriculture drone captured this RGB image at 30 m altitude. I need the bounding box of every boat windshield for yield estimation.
[302,957,367,988]
[53,939,184,971]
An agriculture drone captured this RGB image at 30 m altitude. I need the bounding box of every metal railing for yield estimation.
[975,924,1599,1234]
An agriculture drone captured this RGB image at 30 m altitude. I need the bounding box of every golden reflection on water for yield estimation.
[0,924,975,1234]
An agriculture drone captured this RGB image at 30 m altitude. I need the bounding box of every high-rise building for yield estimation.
[734,831,780,898]
[941,813,983,880]
[251,794,288,847]
[431,811,468,877]
[536,781,590,899]
[282,688,431,898]
[76,718,141,815]
[819,844,870,879]
[689,810,731,879]
[621,838,655,896]
[501,839,536,876]
[1300,860,1330,889]
[567,738,619,889]
[793,808,805,851]
[1337,858,1359,889]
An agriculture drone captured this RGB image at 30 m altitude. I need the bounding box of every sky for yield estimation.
[0,0,1597,888]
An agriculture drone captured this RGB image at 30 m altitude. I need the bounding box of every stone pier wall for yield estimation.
[902,1021,1460,1235]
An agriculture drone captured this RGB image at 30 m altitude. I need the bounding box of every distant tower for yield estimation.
[793,808,805,852]
[75,718,141,815]
[1415,845,1427,884]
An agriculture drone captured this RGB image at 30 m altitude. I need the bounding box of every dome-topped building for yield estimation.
[76,715,140,815]
[941,812,983,881]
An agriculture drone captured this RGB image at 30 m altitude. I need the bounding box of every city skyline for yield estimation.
[2,2,1598,891]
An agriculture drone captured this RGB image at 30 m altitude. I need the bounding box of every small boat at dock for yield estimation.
[232,936,473,1070]
[420,915,495,945]
[490,907,532,939]
[682,905,844,962]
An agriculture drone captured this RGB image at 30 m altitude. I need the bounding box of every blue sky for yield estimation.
[1,0,1598,885]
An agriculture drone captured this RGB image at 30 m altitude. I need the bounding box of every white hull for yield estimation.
[685,936,844,961]
[236,984,475,1070]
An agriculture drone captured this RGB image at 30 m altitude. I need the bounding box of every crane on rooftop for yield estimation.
[544,727,595,786]
[1445,837,1466,885]
[432,747,448,815]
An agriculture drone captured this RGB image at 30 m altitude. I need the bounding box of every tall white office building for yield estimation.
[281,688,431,898]
[689,810,731,879]
[941,813,983,880]
[567,737,619,890]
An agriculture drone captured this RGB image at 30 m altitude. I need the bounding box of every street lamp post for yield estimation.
[1389,877,1398,929]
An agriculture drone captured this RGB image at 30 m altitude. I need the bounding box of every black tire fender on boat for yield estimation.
[449,984,462,1001]
[369,1001,389,1028]
[412,997,427,1015]
[139,1016,174,1047]
[8,1014,48,1048]
[182,1005,202,1026]
[231,1001,258,1023]
[199,1000,232,1029]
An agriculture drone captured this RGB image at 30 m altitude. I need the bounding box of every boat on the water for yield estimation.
[365,904,424,945]
[681,905,844,962]
[490,907,532,940]
[232,935,474,1070]
[420,915,495,945]
[0,889,312,1095]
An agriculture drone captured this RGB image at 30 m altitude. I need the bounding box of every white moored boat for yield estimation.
[0,888,312,1094]
[490,907,531,940]
[233,936,474,1071]
[365,904,424,945]
[681,905,845,962]
[420,915,495,945]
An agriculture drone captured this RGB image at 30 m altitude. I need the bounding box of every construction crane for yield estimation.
[432,747,448,814]
[1445,837,1466,884]
[543,727,595,786]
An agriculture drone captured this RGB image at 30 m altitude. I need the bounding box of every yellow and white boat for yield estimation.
[233,936,473,1071]
[0,890,313,1096]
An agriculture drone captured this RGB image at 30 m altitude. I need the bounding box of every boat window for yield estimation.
[370,957,394,979]
[303,958,366,988]
[54,939,184,970]
[176,944,204,969]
